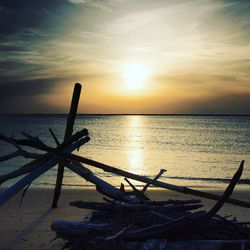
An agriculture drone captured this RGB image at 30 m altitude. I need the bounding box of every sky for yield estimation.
[0,0,249,114]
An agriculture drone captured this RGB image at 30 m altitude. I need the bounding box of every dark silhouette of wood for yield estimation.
[49,128,60,146]
[122,160,244,241]
[52,83,82,208]
[4,132,247,208]
[141,168,166,193]
[0,128,88,150]
[66,161,133,202]
[19,140,248,208]
[0,138,86,206]
[0,131,89,185]
[70,200,203,213]
[51,162,249,248]
[51,220,111,238]
[124,177,150,201]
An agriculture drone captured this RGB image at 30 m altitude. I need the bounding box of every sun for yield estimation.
[123,63,150,90]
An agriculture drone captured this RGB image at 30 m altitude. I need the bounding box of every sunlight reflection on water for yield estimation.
[126,116,144,171]
[0,115,249,189]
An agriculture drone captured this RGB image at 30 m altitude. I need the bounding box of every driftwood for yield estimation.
[0,83,94,209]
[49,128,60,146]
[0,138,87,206]
[52,83,82,208]
[124,177,150,201]
[6,135,248,208]
[70,200,203,213]
[0,133,89,185]
[141,168,166,193]
[0,150,42,162]
[0,128,88,153]
[51,220,112,238]
[8,136,247,208]
[66,161,133,202]
[141,199,202,206]
[121,160,244,241]
[51,161,249,249]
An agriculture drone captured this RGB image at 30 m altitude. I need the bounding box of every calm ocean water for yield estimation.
[0,115,249,190]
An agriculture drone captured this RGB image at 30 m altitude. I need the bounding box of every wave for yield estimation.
[162,176,250,185]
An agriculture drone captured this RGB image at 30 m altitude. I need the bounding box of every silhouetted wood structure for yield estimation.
[0,83,249,249]
[50,161,250,249]
[52,83,82,208]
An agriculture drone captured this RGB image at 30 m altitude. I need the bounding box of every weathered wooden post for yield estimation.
[52,83,82,208]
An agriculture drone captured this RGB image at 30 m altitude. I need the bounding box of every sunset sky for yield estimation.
[0,0,249,114]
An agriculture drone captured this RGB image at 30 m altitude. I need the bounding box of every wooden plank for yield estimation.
[52,83,82,208]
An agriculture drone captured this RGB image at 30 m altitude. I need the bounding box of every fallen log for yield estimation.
[70,200,203,213]
[142,199,202,206]
[66,161,133,202]
[0,138,87,206]
[74,159,248,208]
[51,220,112,238]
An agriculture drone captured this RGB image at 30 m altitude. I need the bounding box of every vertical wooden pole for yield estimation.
[52,83,82,208]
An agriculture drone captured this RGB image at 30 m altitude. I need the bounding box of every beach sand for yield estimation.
[0,187,249,250]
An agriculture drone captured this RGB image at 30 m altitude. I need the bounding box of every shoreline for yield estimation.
[0,187,250,249]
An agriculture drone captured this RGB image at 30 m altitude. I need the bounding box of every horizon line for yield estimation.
[0,113,250,116]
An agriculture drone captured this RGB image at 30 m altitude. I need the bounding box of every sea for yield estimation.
[0,115,249,190]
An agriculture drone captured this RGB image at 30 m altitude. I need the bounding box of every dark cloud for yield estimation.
[0,44,29,52]
[0,77,66,113]
[182,93,250,114]
[0,78,61,97]
[0,95,62,113]
[0,60,43,72]
[0,0,84,94]
[0,0,81,42]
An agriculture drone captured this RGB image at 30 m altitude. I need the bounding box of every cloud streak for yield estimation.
[0,0,249,113]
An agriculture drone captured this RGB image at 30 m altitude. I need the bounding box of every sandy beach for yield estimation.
[0,187,249,250]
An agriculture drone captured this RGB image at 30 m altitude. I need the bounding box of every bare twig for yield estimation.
[124,177,150,201]
[106,224,134,240]
[141,169,166,193]
[49,128,61,146]
[19,182,31,208]
[0,128,88,151]
[0,149,42,162]
[0,137,88,206]
[0,134,89,185]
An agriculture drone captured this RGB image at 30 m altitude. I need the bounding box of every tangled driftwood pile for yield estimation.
[0,83,249,249]
[51,160,250,249]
